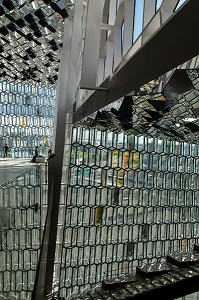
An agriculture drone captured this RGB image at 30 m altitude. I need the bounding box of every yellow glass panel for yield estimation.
[123,151,129,169]
[112,150,119,168]
[94,207,103,226]
[44,137,48,146]
[21,116,26,126]
[132,151,140,170]
[101,170,107,187]
[155,95,166,101]
[117,169,124,188]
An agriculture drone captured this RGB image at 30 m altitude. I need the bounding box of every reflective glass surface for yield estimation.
[82,70,199,145]
[0,79,55,158]
[58,126,199,299]
[133,0,144,42]
[156,0,164,11]
[0,164,48,300]
[0,0,74,84]
[175,0,187,11]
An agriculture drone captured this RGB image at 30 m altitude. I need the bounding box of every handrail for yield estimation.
[0,167,36,188]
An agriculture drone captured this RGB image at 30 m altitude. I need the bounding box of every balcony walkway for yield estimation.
[0,158,36,186]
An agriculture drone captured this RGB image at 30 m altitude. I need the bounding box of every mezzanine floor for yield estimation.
[0,158,36,186]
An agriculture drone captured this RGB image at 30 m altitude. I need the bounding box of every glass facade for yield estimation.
[0,79,55,158]
[133,0,144,42]
[58,126,199,299]
[156,0,164,11]
[175,0,187,11]
[0,164,48,300]
[0,1,198,299]
[0,0,73,85]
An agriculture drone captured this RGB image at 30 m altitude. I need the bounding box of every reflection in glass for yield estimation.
[133,0,144,42]
[58,126,199,299]
[0,79,55,158]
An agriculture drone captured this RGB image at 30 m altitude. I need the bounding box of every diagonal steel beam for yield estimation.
[74,0,199,122]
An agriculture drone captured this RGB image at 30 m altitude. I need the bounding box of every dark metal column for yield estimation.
[32,17,73,300]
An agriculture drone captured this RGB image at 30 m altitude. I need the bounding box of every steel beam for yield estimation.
[32,17,73,300]
[74,0,199,122]
[81,0,105,89]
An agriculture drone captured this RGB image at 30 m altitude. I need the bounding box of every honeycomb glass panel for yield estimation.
[58,126,199,299]
[0,165,47,299]
[0,79,55,158]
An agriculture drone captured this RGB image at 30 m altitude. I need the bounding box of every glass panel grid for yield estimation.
[58,126,199,299]
[0,79,55,158]
[0,165,48,300]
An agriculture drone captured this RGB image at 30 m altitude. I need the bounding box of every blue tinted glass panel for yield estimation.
[175,0,187,11]
[133,0,144,43]
[121,21,124,55]
[156,0,164,11]
[116,0,120,12]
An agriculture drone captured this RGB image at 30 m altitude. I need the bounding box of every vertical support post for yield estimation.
[32,18,74,300]
[143,0,156,28]
[160,0,179,23]
[80,0,105,89]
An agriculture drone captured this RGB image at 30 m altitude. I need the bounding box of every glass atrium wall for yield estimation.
[0,80,56,158]
[0,164,48,300]
[58,126,199,299]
